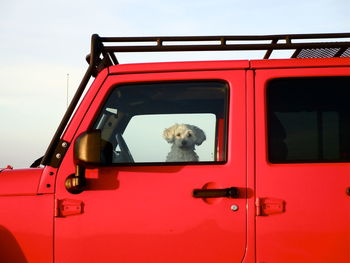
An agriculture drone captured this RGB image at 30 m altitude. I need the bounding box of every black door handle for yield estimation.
[193,187,239,198]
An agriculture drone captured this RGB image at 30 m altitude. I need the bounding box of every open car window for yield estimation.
[93,81,228,165]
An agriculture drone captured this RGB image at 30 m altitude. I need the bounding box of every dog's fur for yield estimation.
[163,124,206,162]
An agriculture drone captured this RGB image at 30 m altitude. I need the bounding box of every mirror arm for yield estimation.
[65,165,87,194]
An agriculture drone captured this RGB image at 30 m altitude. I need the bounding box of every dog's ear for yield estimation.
[191,125,206,145]
[163,124,177,143]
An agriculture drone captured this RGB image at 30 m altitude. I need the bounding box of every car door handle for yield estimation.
[193,187,239,198]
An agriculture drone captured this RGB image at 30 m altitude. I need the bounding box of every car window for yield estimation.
[93,81,228,164]
[267,77,350,163]
[122,114,216,162]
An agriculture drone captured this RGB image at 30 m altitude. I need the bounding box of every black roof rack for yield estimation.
[40,33,350,167]
[89,33,350,67]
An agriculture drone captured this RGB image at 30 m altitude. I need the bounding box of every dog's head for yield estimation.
[163,124,206,149]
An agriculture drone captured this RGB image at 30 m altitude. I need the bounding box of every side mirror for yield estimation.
[65,130,112,194]
[74,130,112,167]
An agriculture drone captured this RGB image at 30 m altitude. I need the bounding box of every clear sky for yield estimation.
[1,0,349,168]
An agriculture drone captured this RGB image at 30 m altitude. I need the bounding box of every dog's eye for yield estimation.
[188,133,192,137]
[176,133,181,137]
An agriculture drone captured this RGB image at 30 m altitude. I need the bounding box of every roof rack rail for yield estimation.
[89,32,350,67]
[40,33,350,167]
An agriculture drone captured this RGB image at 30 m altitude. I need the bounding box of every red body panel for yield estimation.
[1,57,349,263]
[55,69,248,262]
[108,60,250,74]
[251,57,350,69]
[0,169,54,262]
[254,66,350,262]
[0,168,42,196]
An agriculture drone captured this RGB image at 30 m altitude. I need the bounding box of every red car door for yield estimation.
[54,65,248,263]
[254,62,350,263]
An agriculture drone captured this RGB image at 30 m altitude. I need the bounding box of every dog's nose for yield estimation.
[181,140,187,146]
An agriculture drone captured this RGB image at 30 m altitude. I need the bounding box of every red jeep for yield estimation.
[1,33,349,263]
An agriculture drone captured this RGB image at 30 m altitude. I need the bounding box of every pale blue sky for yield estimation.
[1,0,349,168]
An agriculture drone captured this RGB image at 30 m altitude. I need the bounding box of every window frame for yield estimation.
[266,76,350,164]
[91,80,230,166]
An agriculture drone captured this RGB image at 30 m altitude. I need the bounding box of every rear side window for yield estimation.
[267,77,350,163]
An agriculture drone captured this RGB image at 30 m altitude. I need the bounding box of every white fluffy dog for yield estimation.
[163,124,206,162]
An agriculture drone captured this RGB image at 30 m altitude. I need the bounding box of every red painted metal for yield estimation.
[250,57,350,69]
[244,69,257,263]
[216,118,225,161]
[256,197,285,216]
[108,60,250,74]
[37,166,57,194]
[56,199,84,217]
[0,168,54,262]
[54,69,248,263]
[0,168,43,196]
[254,65,350,263]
